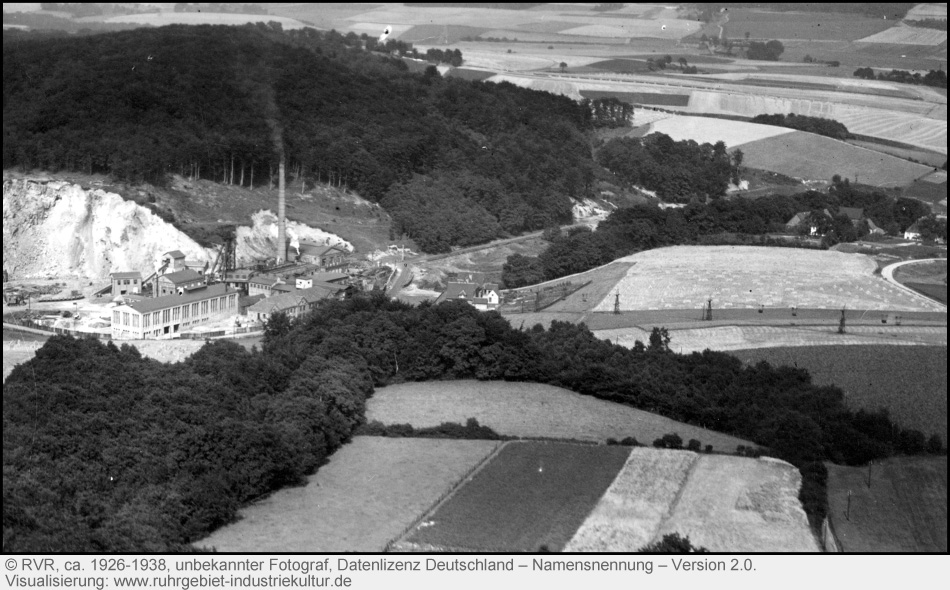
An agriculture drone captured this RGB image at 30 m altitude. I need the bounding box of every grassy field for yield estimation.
[564,448,698,551]
[724,9,893,42]
[894,260,947,286]
[198,437,501,552]
[366,380,755,451]
[655,455,820,552]
[857,25,948,46]
[729,346,948,442]
[737,131,935,186]
[398,441,631,552]
[847,139,948,169]
[903,282,948,304]
[445,67,497,81]
[594,246,945,312]
[826,456,947,552]
[685,91,946,153]
[903,180,948,214]
[648,115,795,148]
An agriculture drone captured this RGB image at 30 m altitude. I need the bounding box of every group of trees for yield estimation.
[746,39,785,61]
[423,47,464,67]
[6,290,942,550]
[751,113,851,140]
[854,67,947,89]
[502,185,932,288]
[3,24,597,253]
[596,134,733,203]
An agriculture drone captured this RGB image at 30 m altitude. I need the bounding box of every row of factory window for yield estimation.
[113,295,236,328]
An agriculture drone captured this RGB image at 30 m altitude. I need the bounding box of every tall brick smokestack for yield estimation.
[277,156,287,263]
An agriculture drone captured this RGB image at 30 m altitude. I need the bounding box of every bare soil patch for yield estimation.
[397,441,630,552]
[656,455,819,552]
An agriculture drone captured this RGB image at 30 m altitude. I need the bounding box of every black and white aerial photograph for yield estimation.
[3,1,947,562]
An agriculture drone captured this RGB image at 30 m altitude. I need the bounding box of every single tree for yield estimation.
[559,61,567,72]
[640,533,709,553]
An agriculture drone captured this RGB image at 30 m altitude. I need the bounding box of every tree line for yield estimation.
[854,67,947,89]
[751,113,851,140]
[596,134,734,203]
[502,183,933,288]
[5,292,942,550]
[3,24,599,253]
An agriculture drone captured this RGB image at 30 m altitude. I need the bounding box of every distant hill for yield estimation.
[3,24,597,252]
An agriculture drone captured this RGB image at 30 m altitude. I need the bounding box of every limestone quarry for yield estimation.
[3,178,352,280]
[3,178,214,280]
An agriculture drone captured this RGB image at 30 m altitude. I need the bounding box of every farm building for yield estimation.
[110,271,142,296]
[297,240,348,271]
[110,283,238,339]
[786,210,832,236]
[436,282,500,311]
[156,269,206,297]
[904,222,922,241]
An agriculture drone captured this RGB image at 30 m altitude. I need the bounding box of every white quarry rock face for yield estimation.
[234,209,352,266]
[3,180,355,279]
[3,179,214,279]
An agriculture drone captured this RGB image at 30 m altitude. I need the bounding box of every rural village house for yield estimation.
[111,283,238,339]
[435,281,500,311]
[904,222,922,241]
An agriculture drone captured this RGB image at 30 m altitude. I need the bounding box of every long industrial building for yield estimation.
[111,283,238,339]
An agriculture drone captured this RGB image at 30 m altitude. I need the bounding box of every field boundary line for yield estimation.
[384,439,511,552]
[644,450,701,545]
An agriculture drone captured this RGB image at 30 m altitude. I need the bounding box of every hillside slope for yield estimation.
[3,24,599,253]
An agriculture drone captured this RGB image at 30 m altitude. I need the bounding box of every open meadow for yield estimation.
[564,448,698,552]
[367,380,755,452]
[394,441,631,552]
[737,131,935,186]
[645,115,794,148]
[198,437,500,553]
[826,456,947,552]
[655,455,820,552]
[724,9,892,42]
[730,346,948,442]
[857,25,948,46]
[592,246,946,312]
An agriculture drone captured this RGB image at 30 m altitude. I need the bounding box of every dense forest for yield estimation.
[596,134,733,203]
[751,113,851,140]
[3,24,602,252]
[854,67,948,89]
[5,294,942,551]
[502,182,933,287]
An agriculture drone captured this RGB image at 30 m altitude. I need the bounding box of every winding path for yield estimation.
[880,258,947,309]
